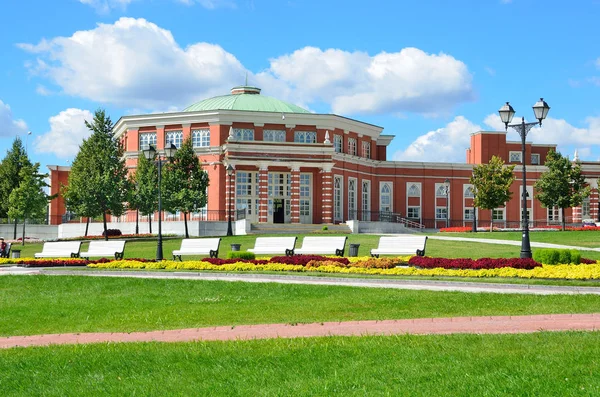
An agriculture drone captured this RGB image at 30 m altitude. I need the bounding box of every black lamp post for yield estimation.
[444,178,450,228]
[142,143,177,261]
[226,164,235,236]
[499,98,550,258]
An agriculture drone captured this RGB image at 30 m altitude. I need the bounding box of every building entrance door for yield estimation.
[273,199,285,223]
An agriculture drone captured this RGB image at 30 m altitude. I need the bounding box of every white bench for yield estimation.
[172,238,221,260]
[370,235,428,257]
[247,237,297,256]
[80,240,127,259]
[35,241,82,258]
[294,236,347,256]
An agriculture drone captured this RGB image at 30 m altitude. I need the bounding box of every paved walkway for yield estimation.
[4,268,600,295]
[1,313,599,349]
[428,235,600,251]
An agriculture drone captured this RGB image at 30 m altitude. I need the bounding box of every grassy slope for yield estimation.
[1,333,599,396]
[2,276,600,336]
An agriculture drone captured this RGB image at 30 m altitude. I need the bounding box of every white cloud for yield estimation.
[34,109,94,159]
[259,47,474,116]
[0,100,28,137]
[19,19,473,116]
[19,18,246,110]
[595,57,600,69]
[393,116,481,162]
[176,0,236,8]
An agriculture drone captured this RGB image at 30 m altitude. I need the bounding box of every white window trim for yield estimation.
[509,151,522,163]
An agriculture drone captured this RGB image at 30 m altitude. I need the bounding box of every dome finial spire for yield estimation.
[245,72,248,86]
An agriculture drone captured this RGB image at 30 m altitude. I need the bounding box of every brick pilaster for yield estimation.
[258,165,269,223]
[290,165,300,223]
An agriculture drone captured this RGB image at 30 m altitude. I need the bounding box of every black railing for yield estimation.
[347,210,404,223]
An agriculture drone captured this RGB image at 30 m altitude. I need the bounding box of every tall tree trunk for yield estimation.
[135,210,139,235]
[13,218,17,239]
[102,212,108,241]
[562,207,566,231]
[148,215,152,234]
[490,210,493,232]
[184,212,189,238]
[21,218,26,246]
[85,218,90,237]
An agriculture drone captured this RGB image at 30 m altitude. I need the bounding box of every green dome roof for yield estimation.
[183,86,310,114]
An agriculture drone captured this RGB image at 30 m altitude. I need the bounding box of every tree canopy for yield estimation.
[0,137,32,219]
[162,137,209,238]
[470,155,515,231]
[130,150,159,234]
[8,163,51,245]
[534,150,590,230]
[62,109,130,240]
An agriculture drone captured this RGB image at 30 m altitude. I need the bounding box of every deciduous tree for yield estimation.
[470,155,515,232]
[62,109,130,240]
[534,150,590,230]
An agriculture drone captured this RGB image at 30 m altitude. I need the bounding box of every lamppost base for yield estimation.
[519,251,532,259]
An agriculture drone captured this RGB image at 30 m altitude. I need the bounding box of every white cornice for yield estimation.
[376,135,394,146]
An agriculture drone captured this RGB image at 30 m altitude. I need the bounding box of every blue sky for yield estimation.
[1,0,600,170]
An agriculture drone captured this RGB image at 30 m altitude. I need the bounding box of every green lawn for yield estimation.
[8,230,600,260]
[2,276,600,336]
[1,333,599,396]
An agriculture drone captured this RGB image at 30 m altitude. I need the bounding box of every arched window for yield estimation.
[464,186,474,198]
[436,185,447,197]
[407,184,420,197]
[334,176,343,221]
[380,183,392,212]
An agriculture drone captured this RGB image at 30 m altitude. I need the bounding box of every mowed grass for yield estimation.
[3,276,600,336]
[8,230,600,260]
[1,333,599,396]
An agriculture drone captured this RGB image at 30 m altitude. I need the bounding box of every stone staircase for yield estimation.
[249,223,352,235]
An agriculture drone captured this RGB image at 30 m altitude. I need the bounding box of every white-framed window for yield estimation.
[464,185,474,198]
[139,132,157,150]
[464,208,474,220]
[165,130,183,148]
[334,176,343,222]
[436,207,447,219]
[407,183,421,197]
[268,173,290,197]
[233,128,254,141]
[236,198,257,216]
[582,197,591,217]
[407,206,420,219]
[362,141,371,159]
[348,178,357,219]
[548,206,560,222]
[334,135,343,153]
[361,180,370,220]
[236,172,256,196]
[492,209,505,220]
[531,153,540,165]
[299,173,311,219]
[348,138,357,156]
[294,131,316,143]
[263,129,286,142]
[192,129,210,147]
[436,184,448,197]
[380,182,392,212]
[509,151,522,163]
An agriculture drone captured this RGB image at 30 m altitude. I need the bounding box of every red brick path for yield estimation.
[1,313,599,349]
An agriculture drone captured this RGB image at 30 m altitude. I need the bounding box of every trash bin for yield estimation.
[11,249,21,259]
[230,243,241,252]
[349,243,360,257]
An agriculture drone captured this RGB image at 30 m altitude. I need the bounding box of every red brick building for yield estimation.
[48,86,600,229]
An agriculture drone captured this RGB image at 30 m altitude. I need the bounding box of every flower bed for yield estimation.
[408,256,541,270]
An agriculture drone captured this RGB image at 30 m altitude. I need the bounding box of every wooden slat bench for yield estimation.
[294,236,348,256]
[247,237,297,256]
[172,238,221,260]
[34,241,82,258]
[370,235,428,257]
[80,240,127,259]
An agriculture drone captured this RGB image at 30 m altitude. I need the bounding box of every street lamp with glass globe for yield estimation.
[498,98,550,258]
[142,143,177,261]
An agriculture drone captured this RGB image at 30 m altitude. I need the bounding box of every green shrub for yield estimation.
[322,225,328,231]
[533,249,581,265]
[227,251,256,260]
